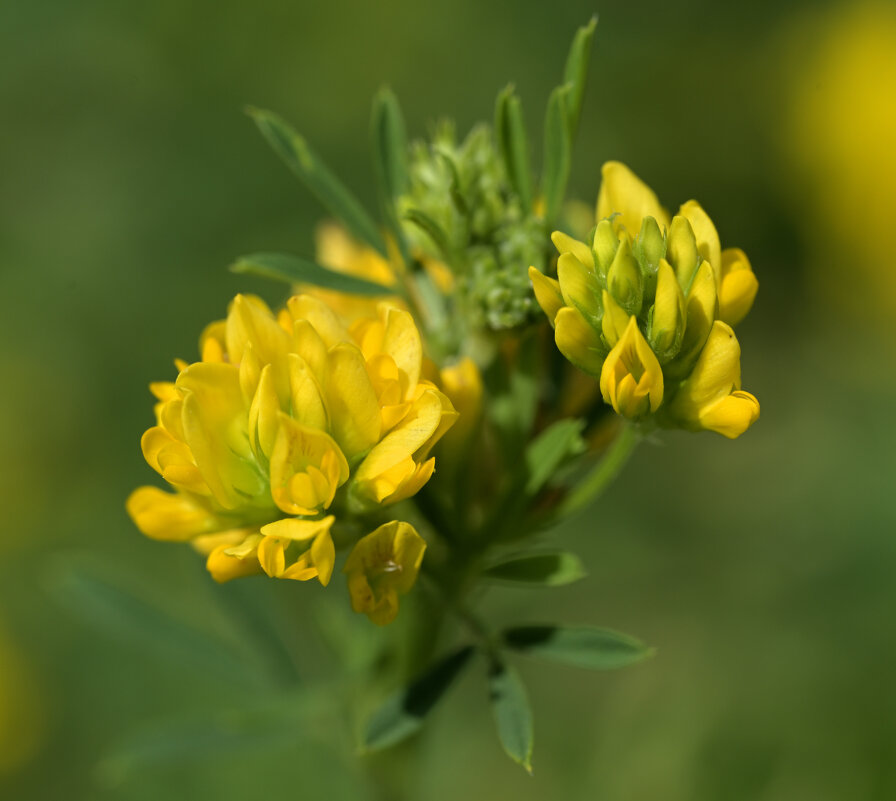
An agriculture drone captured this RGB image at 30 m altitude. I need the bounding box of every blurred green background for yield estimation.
[3,0,895,798]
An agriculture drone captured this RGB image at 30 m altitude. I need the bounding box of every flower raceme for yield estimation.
[529,161,760,438]
[126,293,456,623]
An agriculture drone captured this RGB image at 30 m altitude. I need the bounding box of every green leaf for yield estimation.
[502,625,654,670]
[231,252,392,296]
[494,85,533,209]
[371,87,409,202]
[488,662,534,773]
[403,207,452,259]
[248,107,386,255]
[523,418,587,495]
[363,646,474,751]
[541,84,572,225]
[483,552,586,587]
[45,554,260,687]
[562,16,598,136]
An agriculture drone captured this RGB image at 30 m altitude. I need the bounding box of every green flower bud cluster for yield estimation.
[399,122,544,331]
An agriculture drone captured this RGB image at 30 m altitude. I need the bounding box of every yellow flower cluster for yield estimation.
[530,161,760,439]
[127,293,456,623]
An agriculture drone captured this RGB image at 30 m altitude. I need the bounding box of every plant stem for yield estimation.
[558,423,640,516]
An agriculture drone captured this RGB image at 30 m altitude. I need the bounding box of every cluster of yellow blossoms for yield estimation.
[530,162,760,438]
[127,293,456,623]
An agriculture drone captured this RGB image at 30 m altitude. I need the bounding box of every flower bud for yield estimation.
[528,266,564,325]
[607,237,643,316]
[592,218,619,281]
[557,252,602,323]
[718,248,758,326]
[554,306,607,377]
[648,259,686,361]
[667,216,700,289]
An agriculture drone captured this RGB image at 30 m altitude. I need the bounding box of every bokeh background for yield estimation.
[2,0,895,798]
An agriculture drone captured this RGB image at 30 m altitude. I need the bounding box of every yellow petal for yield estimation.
[554,306,606,377]
[596,161,670,234]
[269,415,349,515]
[698,391,760,439]
[310,529,336,586]
[287,353,328,431]
[668,260,718,377]
[718,248,758,326]
[600,290,631,348]
[126,486,218,541]
[380,306,422,398]
[550,231,595,269]
[248,364,282,461]
[678,200,721,286]
[257,536,287,578]
[667,216,700,289]
[599,316,664,418]
[206,534,263,583]
[557,252,601,319]
[287,294,351,349]
[177,362,263,509]
[325,343,382,460]
[529,267,565,325]
[650,258,687,356]
[260,515,335,542]
[667,320,759,438]
[354,390,443,492]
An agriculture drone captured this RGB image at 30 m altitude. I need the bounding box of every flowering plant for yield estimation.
[124,17,758,774]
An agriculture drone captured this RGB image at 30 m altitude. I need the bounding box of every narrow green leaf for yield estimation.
[483,552,586,587]
[524,418,587,495]
[562,15,598,136]
[488,662,534,773]
[231,252,392,296]
[371,87,409,202]
[363,646,474,751]
[45,555,260,686]
[248,107,386,255]
[403,208,452,258]
[503,625,654,670]
[541,85,572,225]
[494,85,533,209]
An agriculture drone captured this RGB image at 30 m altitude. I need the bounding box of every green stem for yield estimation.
[558,423,640,516]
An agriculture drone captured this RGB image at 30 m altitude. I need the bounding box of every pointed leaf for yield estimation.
[523,417,586,495]
[488,662,534,773]
[371,87,409,202]
[363,646,474,751]
[248,107,386,255]
[231,252,392,296]
[542,85,572,225]
[562,16,598,136]
[495,85,533,209]
[502,625,653,670]
[483,552,586,587]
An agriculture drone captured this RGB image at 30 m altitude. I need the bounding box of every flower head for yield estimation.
[530,161,760,438]
[127,293,455,618]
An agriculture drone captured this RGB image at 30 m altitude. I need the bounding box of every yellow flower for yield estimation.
[127,293,456,600]
[343,521,426,625]
[667,321,760,439]
[600,316,664,419]
[530,161,760,438]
